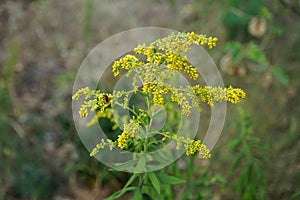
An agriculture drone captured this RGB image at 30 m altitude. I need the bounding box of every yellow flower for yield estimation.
[112,54,142,76]
[191,85,245,106]
[117,120,141,149]
[152,90,164,105]
[185,140,211,158]
[90,139,116,157]
[225,86,246,104]
[117,132,130,149]
[184,65,199,80]
[187,31,197,40]
[207,36,218,49]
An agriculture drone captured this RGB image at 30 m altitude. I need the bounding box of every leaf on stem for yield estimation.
[148,172,161,195]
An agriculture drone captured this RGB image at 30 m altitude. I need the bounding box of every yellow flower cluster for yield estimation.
[153,85,170,105]
[171,88,192,115]
[117,120,141,149]
[89,138,115,157]
[142,83,154,93]
[170,135,211,158]
[72,87,93,100]
[152,90,164,105]
[191,85,246,106]
[184,65,199,80]
[78,97,111,118]
[72,32,246,160]
[142,83,170,105]
[140,64,155,89]
[134,45,148,58]
[112,54,142,76]
[78,103,90,118]
[117,132,132,149]
[165,50,185,70]
[72,87,112,118]
[184,139,211,158]
[209,86,227,102]
[134,44,199,80]
[165,50,199,80]
[192,85,220,107]
[225,86,246,104]
[173,135,185,150]
[187,32,218,49]
[134,44,161,64]
[153,32,218,54]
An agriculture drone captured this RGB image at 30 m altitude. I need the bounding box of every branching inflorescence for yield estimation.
[72,32,246,159]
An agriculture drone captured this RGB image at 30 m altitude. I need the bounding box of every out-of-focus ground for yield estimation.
[0,0,300,199]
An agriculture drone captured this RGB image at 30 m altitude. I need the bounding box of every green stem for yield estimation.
[144,96,152,153]
[138,173,143,190]
[114,101,139,116]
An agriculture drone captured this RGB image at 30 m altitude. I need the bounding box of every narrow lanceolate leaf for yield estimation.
[148,172,161,195]
[229,139,241,150]
[156,173,186,185]
[104,187,137,200]
[230,152,244,173]
[105,174,139,200]
[124,173,139,189]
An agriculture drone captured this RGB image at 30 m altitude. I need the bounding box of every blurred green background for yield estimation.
[0,0,299,199]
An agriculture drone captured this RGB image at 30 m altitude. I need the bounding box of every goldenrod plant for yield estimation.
[73,32,246,199]
[229,107,265,200]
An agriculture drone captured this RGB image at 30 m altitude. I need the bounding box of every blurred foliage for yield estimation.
[83,0,94,40]
[175,155,225,200]
[221,0,266,39]
[0,40,19,113]
[0,43,55,199]
[229,107,266,200]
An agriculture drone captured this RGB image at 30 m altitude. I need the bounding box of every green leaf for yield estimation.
[271,66,289,86]
[124,173,139,188]
[228,139,241,150]
[104,186,137,200]
[134,155,146,173]
[289,191,300,200]
[253,153,268,163]
[223,41,242,63]
[156,173,185,185]
[230,152,244,172]
[148,173,161,195]
[246,42,267,70]
[142,193,155,200]
[105,174,139,200]
[195,173,208,185]
[137,90,148,97]
[248,135,260,143]
[132,189,143,200]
